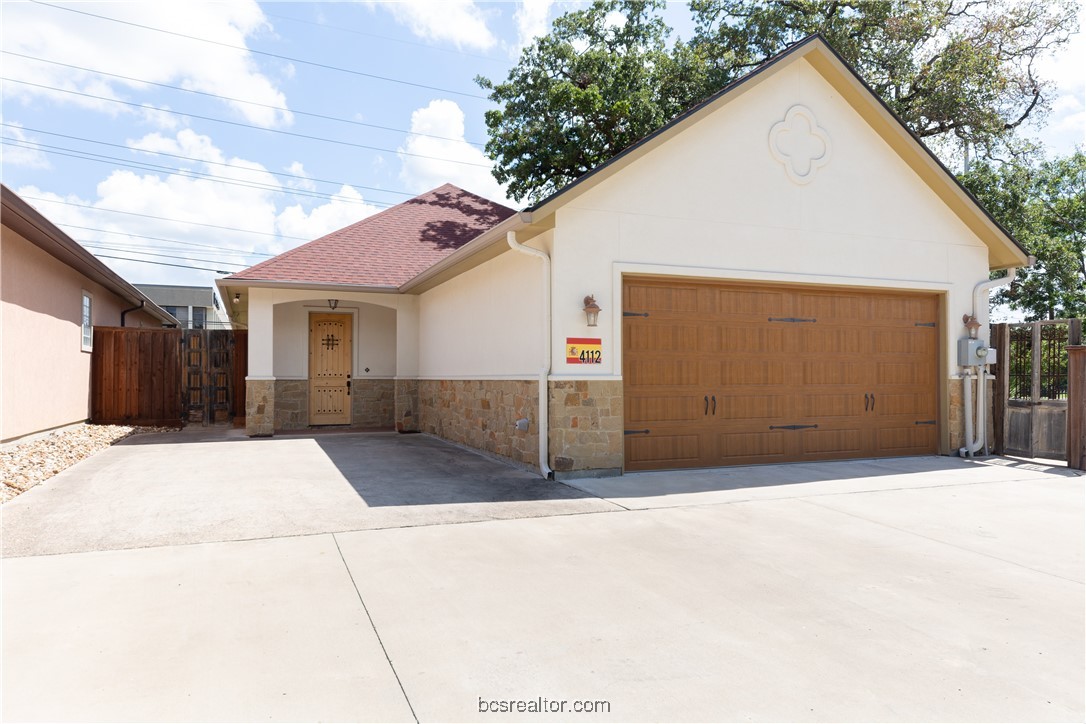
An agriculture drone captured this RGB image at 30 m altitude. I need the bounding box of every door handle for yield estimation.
[864,393,869,411]
[711,395,716,415]
[704,395,709,415]
[346,378,351,396]
[870,393,875,411]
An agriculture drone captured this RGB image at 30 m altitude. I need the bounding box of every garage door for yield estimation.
[622,278,939,471]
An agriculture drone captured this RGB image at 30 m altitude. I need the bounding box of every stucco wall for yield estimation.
[417,233,548,378]
[272,300,397,379]
[1,226,160,442]
[547,57,992,383]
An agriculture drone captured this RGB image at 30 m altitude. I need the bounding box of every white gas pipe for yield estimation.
[959,265,1025,457]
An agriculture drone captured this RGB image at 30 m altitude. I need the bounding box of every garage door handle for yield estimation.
[704,395,709,415]
[711,395,716,415]
[864,393,869,411]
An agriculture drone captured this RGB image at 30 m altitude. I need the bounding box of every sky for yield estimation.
[1,0,1084,292]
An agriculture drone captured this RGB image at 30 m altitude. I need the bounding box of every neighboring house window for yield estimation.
[165,305,190,328]
[193,306,206,329]
[81,291,93,351]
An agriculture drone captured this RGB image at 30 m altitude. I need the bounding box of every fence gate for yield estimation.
[93,326,247,427]
[993,319,1082,459]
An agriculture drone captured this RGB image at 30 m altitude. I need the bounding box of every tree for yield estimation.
[478,0,1078,203]
[960,151,1086,320]
[688,0,1078,159]
[477,1,707,204]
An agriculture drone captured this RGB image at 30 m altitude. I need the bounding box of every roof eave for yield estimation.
[1,185,179,326]
[218,278,401,294]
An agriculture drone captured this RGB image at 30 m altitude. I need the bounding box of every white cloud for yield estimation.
[513,0,554,53]
[366,0,497,51]
[285,161,317,192]
[398,99,512,205]
[12,130,384,287]
[1,1,292,128]
[1,121,51,169]
[1029,23,1086,155]
[276,185,381,240]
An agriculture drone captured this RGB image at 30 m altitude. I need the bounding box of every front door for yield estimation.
[309,313,352,425]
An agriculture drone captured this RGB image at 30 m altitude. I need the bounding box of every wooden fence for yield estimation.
[991,319,1082,459]
[91,327,183,426]
[91,327,247,427]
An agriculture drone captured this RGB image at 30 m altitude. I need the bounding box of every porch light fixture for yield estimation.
[233,292,241,304]
[583,295,601,327]
[327,299,339,310]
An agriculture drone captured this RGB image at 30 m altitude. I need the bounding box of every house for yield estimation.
[1,185,177,443]
[135,284,232,329]
[218,35,1028,478]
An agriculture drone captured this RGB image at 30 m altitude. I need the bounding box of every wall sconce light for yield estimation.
[328,299,339,310]
[583,295,601,327]
[233,292,241,304]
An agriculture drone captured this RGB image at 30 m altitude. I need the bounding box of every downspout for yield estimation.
[959,263,1027,456]
[507,228,553,479]
[120,300,144,327]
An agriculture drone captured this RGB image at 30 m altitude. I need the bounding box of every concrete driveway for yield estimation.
[3,429,1084,722]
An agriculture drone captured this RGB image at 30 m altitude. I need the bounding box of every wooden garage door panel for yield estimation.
[626,434,702,466]
[876,426,937,454]
[626,324,699,352]
[626,284,702,314]
[716,288,786,317]
[794,293,870,323]
[721,360,786,385]
[799,393,864,418]
[802,360,864,386]
[626,359,700,387]
[716,431,787,462]
[623,278,939,471]
[627,396,705,423]
[717,394,785,420]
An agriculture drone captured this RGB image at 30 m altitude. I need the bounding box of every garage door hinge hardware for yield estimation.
[623,311,650,317]
[914,322,936,327]
[768,317,817,323]
[914,420,936,425]
[769,424,819,430]
[624,429,651,435]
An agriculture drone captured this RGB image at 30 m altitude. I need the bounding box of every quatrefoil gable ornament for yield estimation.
[768,105,831,185]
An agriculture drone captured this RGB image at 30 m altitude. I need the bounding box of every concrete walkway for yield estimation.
[3,429,1083,722]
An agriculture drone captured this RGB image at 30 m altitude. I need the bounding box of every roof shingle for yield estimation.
[227,183,515,287]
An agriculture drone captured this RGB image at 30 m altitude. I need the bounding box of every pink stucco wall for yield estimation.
[1,225,161,442]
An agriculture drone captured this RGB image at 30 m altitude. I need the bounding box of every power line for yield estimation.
[92,253,235,274]
[79,242,248,267]
[2,78,493,168]
[79,238,262,259]
[263,9,508,66]
[2,123,420,200]
[2,137,393,208]
[31,0,489,100]
[1,51,487,146]
[56,223,274,256]
[20,194,311,241]
[1,137,391,208]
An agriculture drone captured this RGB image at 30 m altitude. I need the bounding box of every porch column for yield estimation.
[394,300,420,432]
[245,289,276,436]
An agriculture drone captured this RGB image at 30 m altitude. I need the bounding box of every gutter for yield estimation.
[120,300,144,327]
[505,227,553,479]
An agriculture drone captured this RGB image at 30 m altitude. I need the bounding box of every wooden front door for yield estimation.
[623,278,939,471]
[309,313,352,425]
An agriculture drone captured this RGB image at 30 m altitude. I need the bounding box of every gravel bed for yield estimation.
[1,424,176,503]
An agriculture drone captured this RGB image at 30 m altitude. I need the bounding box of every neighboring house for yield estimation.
[135,284,232,329]
[218,36,1028,479]
[1,185,177,443]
